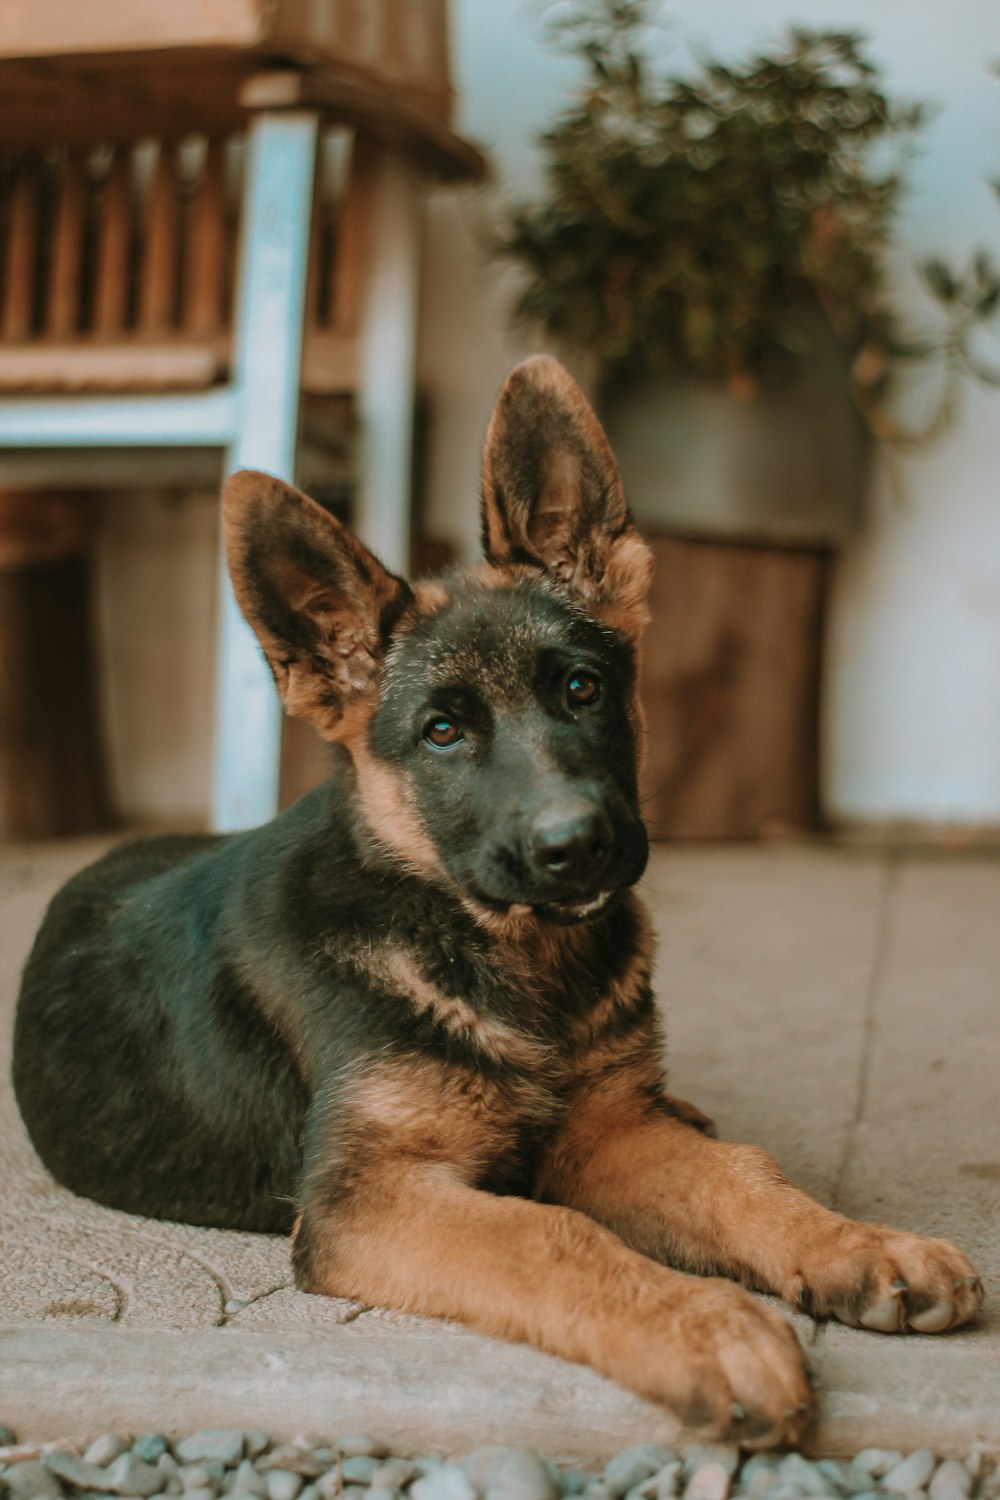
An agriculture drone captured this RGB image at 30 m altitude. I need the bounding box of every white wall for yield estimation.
[419,0,1000,827]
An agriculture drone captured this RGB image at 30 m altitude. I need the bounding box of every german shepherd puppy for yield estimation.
[13,357,982,1446]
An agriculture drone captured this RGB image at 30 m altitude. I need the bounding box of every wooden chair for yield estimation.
[0,0,484,830]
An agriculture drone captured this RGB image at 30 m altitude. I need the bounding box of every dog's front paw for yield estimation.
[788,1222,983,1333]
[619,1278,814,1448]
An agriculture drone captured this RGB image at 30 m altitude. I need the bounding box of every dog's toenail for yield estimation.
[909,1299,953,1332]
[861,1294,904,1331]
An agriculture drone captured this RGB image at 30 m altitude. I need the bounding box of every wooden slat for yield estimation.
[185,138,228,335]
[93,149,132,336]
[47,152,86,337]
[139,143,180,334]
[330,136,377,339]
[2,155,39,341]
[0,343,222,392]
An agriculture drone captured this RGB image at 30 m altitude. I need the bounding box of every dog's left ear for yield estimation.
[223,471,413,739]
[481,355,653,637]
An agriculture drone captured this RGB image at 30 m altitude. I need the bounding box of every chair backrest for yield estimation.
[0,131,372,393]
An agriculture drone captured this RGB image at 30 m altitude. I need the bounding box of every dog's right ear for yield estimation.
[223,471,413,739]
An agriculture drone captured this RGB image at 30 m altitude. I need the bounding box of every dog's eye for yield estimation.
[424,717,463,749]
[567,671,601,707]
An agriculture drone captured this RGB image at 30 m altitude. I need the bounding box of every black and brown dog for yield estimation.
[13,357,982,1445]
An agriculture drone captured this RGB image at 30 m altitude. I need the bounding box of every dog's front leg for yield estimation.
[292,1164,811,1446]
[539,1074,983,1335]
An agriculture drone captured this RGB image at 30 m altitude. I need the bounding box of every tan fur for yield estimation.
[348,736,443,877]
[538,1059,983,1333]
[381,949,545,1069]
[296,1054,813,1446]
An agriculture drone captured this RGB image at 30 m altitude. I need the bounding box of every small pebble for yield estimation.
[337,1438,388,1460]
[6,1461,66,1500]
[929,1465,972,1500]
[105,1454,169,1497]
[461,1446,559,1500]
[340,1458,379,1485]
[684,1464,731,1500]
[683,1452,739,1483]
[43,1452,108,1490]
[175,1437,246,1469]
[230,1460,268,1497]
[560,1473,589,1498]
[180,1466,222,1493]
[368,1489,401,1500]
[410,1462,478,1500]
[85,1436,132,1468]
[815,1461,873,1497]
[185,1489,219,1500]
[854,1454,904,1481]
[775,1458,838,1498]
[743,1473,777,1500]
[136,1440,170,1466]
[653,1462,684,1500]
[883,1454,937,1494]
[266,1472,304,1500]
[606,1448,678,1500]
[370,1460,418,1490]
[258,1452,325,1481]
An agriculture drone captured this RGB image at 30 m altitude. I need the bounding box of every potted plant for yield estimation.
[499,5,935,542]
[496,3,999,835]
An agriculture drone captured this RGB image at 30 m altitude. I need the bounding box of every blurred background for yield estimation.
[0,0,997,843]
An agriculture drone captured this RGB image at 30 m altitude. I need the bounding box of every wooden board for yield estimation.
[0,0,455,141]
[639,532,830,840]
[0,535,111,838]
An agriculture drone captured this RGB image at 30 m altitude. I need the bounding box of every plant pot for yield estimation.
[600,344,871,548]
[599,351,869,839]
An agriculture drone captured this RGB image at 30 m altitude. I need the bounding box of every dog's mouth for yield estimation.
[507,889,614,925]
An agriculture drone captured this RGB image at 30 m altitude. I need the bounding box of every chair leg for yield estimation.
[354,148,422,577]
[212,111,320,833]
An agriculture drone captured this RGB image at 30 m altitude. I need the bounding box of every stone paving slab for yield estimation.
[1,838,997,1457]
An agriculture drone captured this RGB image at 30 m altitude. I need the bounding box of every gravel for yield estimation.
[0,1426,995,1500]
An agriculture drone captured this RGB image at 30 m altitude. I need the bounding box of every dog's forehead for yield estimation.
[386,576,603,699]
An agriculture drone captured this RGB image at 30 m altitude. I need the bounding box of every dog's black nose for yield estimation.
[529,800,612,883]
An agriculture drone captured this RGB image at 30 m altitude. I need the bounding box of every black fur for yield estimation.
[13,547,649,1236]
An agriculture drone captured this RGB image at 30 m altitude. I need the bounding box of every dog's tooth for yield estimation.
[908,1299,953,1332]
[860,1295,905,1332]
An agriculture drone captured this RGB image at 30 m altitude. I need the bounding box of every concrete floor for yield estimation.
[1,837,998,1460]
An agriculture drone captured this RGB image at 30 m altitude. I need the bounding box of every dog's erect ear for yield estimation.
[480,356,652,637]
[224,471,413,739]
